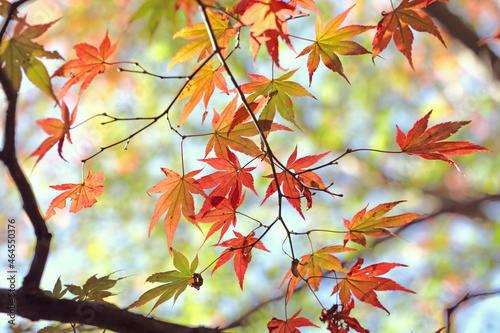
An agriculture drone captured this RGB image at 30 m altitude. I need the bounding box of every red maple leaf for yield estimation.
[196,192,245,245]
[262,146,330,218]
[343,201,426,247]
[45,167,105,220]
[233,0,302,67]
[332,258,415,314]
[147,168,206,250]
[372,0,448,69]
[297,6,374,85]
[267,309,318,333]
[320,300,369,333]
[198,149,257,211]
[212,231,269,289]
[53,32,118,101]
[396,110,491,171]
[29,102,77,168]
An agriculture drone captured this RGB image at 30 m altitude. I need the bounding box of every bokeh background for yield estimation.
[1,0,499,332]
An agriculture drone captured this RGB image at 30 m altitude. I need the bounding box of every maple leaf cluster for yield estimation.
[14,0,492,332]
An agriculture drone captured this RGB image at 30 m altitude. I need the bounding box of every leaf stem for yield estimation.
[288,34,315,43]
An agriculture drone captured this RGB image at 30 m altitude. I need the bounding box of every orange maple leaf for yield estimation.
[212,231,269,289]
[175,0,215,24]
[53,32,118,101]
[175,60,228,127]
[332,258,415,314]
[297,6,374,85]
[262,146,330,218]
[167,10,236,71]
[281,245,356,302]
[147,168,206,250]
[290,0,319,14]
[233,0,302,67]
[372,0,448,69]
[206,97,291,159]
[267,309,318,333]
[29,102,77,168]
[45,167,105,220]
[343,201,426,247]
[396,110,491,171]
[196,192,245,245]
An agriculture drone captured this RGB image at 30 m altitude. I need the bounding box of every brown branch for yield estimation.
[0,288,221,333]
[370,192,500,249]
[0,67,51,293]
[0,0,32,41]
[224,293,286,330]
[0,24,221,333]
[445,289,500,333]
[425,2,500,81]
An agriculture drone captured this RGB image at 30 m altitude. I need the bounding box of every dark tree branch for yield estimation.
[0,18,221,333]
[0,288,221,333]
[0,0,32,41]
[445,289,500,333]
[425,2,500,81]
[0,67,51,294]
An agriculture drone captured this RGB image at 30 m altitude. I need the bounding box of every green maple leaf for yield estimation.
[0,17,62,98]
[297,5,374,85]
[128,249,200,313]
[238,68,315,129]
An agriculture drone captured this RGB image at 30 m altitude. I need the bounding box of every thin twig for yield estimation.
[445,289,500,333]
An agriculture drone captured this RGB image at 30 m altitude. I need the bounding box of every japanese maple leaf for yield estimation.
[262,146,329,218]
[30,102,77,168]
[206,97,291,159]
[237,69,315,128]
[372,0,448,69]
[212,231,269,289]
[45,167,105,220]
[396,110,491,172]
[128,249,199,313]
[343,201,426,247]
[53,32,118,101]
[233,0,302,67]
[320,300,369,333]
[198,149,257,210]
[196,192,245,245]
[176,60,228,127]
[332,258,415,314]
[0,17,62,97]
[167,10,236,71]
[175,0,215,24]
[267,309,318,333]
[281,245,356,302]
[297,6,374,85]
[290,0,319,14]
[147,168,206,250]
